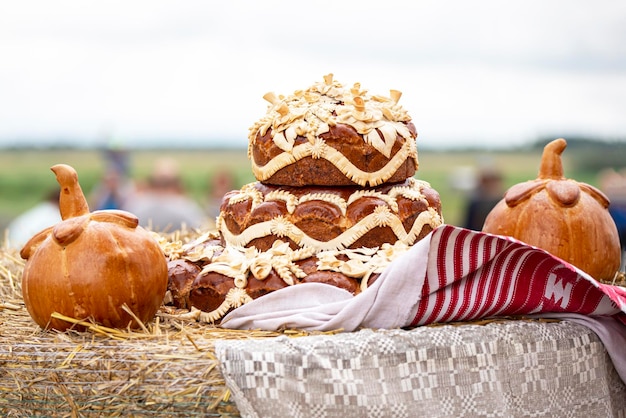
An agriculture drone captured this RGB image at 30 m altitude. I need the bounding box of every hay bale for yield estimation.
[0,243,318,417]
[3,230,623,416]
[0,241,336,417]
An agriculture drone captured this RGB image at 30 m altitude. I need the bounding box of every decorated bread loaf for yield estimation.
[21,164,168,331]
[165,230,409,322]
[218,178,441,252]
[248,74,418,187]
[483,138,621,281]
[165,75,443,323]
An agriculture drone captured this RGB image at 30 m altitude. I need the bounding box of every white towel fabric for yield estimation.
[221,225,626,381]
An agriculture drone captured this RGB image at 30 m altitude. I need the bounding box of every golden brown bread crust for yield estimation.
[483,138,621,281]
[166,253,369,321]
[21,164,168,331]
[162,75,445,323]
[251,123,418,187]
[166,177,443,322]
[248,74,420,187]
[22,215,169,331]
[166,259,201,309]
[218,178,443,252]
[484,185,621,281]
[296,256,361,293]
[189,272,238,313]
[164,176,441,322]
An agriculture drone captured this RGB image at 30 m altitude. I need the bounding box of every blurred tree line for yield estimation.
[529,137,626,173]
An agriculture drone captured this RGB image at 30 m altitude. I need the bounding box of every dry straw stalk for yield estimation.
[0,244,334,417]
[2,230,623,417]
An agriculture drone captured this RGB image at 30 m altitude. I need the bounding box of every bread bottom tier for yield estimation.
[167,177,443,322]
[165,236,417,323]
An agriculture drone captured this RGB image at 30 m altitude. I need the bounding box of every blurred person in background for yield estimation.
[90,166,135,211]
[462,167,504,231]
[124,158,207,232]
[206,168,236,220]
[599,168,626,256]
[90,145,135,211]
[6,189,60,249]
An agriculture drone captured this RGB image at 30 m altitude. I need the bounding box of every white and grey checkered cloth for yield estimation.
[216,320,626,418]
[217,225,626,417]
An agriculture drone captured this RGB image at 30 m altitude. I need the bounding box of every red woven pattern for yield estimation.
[410,225,626,326]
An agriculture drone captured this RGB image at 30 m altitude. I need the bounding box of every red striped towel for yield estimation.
[222,225,626,330]
[411,225,625,326]
[221,224,626,382]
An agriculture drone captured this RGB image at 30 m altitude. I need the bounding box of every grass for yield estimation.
[0,146,605,234]
[0,148,253,231]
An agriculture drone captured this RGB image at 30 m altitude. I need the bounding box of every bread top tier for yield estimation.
[248,74,419,187]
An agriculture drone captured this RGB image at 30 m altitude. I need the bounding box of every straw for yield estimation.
[0,243,342,417]
[2,234,623,416]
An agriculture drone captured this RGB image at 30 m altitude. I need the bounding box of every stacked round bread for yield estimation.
[165,75,443,322]
[249,73,417,187]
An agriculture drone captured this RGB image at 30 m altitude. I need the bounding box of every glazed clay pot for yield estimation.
[483,138,621,281]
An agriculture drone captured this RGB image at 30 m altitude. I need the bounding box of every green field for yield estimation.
[0,145,613,237]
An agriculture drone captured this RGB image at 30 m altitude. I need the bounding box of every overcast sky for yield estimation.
[1,0,625,149]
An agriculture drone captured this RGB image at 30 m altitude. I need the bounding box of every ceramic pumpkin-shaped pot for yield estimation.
[20,164,168,331]
[482,138,621,281]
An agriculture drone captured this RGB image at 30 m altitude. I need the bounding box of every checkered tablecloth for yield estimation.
[218,225,626,417]
[216,320,626,418]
